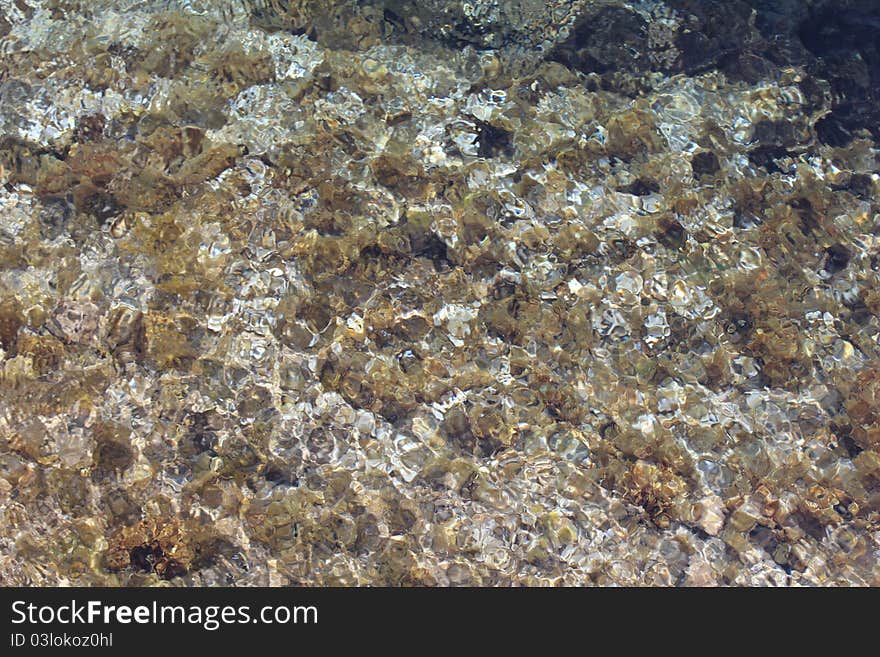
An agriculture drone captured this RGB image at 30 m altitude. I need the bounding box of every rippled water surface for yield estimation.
[0,1,879,586]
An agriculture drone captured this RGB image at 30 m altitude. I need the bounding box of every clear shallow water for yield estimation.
[0,1,878,586]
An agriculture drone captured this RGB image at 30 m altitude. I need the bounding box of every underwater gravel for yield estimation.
[0,0,879,586]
